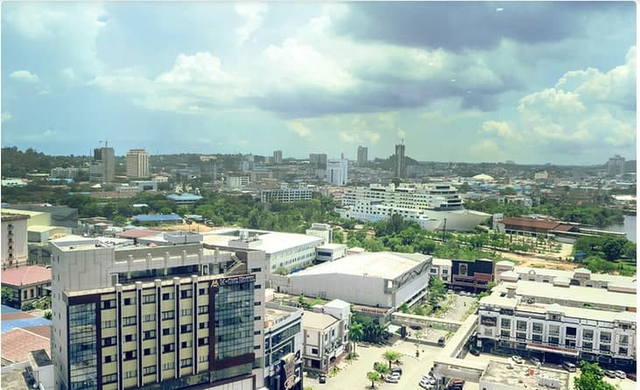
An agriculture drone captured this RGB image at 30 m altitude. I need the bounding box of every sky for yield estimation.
[1,1,636,165]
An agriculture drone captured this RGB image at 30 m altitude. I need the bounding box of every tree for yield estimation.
[382,350,402,370]
[373,362,389,375]
[428,276,446,305]
[398,302,409,313]
[1,287,18,308]
[366,371,380,388]
[43,310,52,320]
[349,322,364,356]
[574,361,616,390]
[602,237,625,261]
[21,301,35,311]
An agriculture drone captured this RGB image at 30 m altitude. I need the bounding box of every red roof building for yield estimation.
[1,265,51,308]
[498,217,577,235]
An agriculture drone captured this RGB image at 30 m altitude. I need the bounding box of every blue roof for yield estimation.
[2,317,52,333]
[167,193,202,201]
[133,214,183,222]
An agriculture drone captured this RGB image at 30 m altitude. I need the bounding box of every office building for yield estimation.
[273,151,283,165]
[263,303,303,390]
[50,167,79,179]
[326,156,348,187]
[357,146,368,166]
[126,149,150,178]
[2,213,29,268]
[260,189,313,203]
[477,281,636,369]
[608,155,626,176]
[309,154,327,169]
[394,144,405,178]
[301,300,350,373]
[90,146,115,183]
[50,232,268,390]
[305,223,333,245]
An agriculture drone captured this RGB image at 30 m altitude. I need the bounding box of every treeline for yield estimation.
[1,147,91,177]
[573,235,636,276]
[465,199,624,227]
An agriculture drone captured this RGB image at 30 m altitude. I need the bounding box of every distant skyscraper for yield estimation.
[273,150,283,164]
[126,148,149,178]
[395,144,405,178]
[357,146,368,166]
[326,155,349,186]
[608,155,625,176]
[90,145,115,183]
[309,153,328,169]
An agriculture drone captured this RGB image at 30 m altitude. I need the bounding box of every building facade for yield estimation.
[90,147,115,183]
[1,265,51,309]
[263,303,303,390]
[49,233,267,390]
[260,189,313,203]
[273,151,283,165]
[1,213,29,268]
[357,146,368,167]
[50,167,79,179]
[301,300,350,373]
[326,158,348,187]
[608,155,625,176]
[126,149,150,178]
[394,144,405,178]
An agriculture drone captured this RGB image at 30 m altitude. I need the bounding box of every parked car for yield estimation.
[318,375,327,384]
[626,372,636,381]
[391,367,403,375]
[421,375,436,385]
[511,355,525,364]
[562,362,577,372]
[438,336,446,346]
[469,348,480,356]
[410,325,423,330]
[419,378,434,389]
[615,370,626,379]
[385,373,400,383]
[604,370,617,378]
[530,357,541,366]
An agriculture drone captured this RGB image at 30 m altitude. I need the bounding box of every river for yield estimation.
[604,214,637,243]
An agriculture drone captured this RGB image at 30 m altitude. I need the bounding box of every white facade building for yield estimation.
[302,300,351,373]
[263,303,303,390]
[1,213,29,268]
[326,158,348,187]
[429,258,452,283]
[260,188,313,203]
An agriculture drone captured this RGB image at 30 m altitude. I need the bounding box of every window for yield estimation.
[102,337,116,347]
[549,325,560,337]
[123,316,136,326]
[199,322,209,329]
[254,316,261,321]
[124,334,136,342]
[198,288,207,295]
[101,299,116,310]
[565,327,577,337]
[501,319,511,329]
[516,320,527,331]
[180,289,192,299]
[254,345,260,350]
[102,320,116,329]
[181,324,193,333]
[163,344,175,353]
[181,308,192,316]
[254,301,262,306]
[198,305,209,314]
[181,358,193,368]
[532,334,542,342]
[583,329,594,340]
[143,366,156,376]
[144,330,156,340]
[254,284,262,290]
[143,294,155,304]
[124,297,135,305]
[600,344,611,352]
[162,292,174,301]
[102,374,117,384]
[600,332,611,344]
[162,310,175,320]
[163,328,174,336]
[198,337,209,346]
[619,347,628,356]
[144,314,156,323]
[549,337,559,345]
[124,370,136,379]
[619,335,629,345]
[144,347,156,356]
[104,355,115,363]
[162,362,174,371]
[123,350,137,361]
[532,322,543,333]
[198,355,209,363]
[311,348,318,355]
[583,342,593,350]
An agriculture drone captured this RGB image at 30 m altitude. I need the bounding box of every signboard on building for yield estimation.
[211,274,256,288]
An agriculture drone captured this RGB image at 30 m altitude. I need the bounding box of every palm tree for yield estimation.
[349,322,364,356]
[366,371,380,389]
[383,350,402,370]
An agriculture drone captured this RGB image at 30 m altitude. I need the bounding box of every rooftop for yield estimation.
[290,252,430,280]
[432,257,452,267]
[133,214,183,222]
[1,266,51,287]
[302,311,338,330]
[481,360,570,390]
[202,228,324,254]
[1,328,50,364]
[166,193,203,201]
[118,228,159,239]
[1,212,29,222]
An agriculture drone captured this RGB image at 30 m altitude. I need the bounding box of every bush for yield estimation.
[43,310,52,320]
[21,301,35,311]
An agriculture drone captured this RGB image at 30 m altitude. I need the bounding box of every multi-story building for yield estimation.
[90,146,115,183]
[226,176,250,189]
[449,258,494,293]
[394,144,405,178]
[428,258,452,283]
[608,155,625,176]
[357,146,368,166]
[273,151,283,165]
[50,167,80,179]
[305,223,333,244]
[309,154,327,169]
[302,300,350,373]
[126,149,150,178]
[49,232,268,390]
[477,281,636,369]
[260,189,313,203]
[263,303,303,390]
[326,157,348,187]
[1,265,51,308]
[1,213,29,268]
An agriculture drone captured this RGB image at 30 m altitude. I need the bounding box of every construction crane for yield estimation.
[99,140,109,147]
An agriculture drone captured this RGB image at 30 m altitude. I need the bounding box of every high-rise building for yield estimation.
[126,149,149,178]
[394,144,405,178]
[90,146,115,183]
[50,232,267,390]
[608,155,625,176]
[326,155,348,186]
[273,151,283,164]
[357,146,368,166]
[308,154,327,169]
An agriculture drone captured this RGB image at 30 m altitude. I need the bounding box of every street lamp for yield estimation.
[442,218,447,242]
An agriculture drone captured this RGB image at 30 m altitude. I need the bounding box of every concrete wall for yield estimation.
[394,270,431,307]
[2,217,28,266]
[287,274,388,307]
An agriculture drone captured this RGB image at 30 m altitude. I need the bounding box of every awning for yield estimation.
[526,344,579,357]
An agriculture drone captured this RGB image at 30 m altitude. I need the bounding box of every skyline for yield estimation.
[1,2,636,165]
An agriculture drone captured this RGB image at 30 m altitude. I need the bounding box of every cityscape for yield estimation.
[0,2,637,390]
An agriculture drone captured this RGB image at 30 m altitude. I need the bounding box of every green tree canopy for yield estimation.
[382,350,402,369]
[574,362,615,390]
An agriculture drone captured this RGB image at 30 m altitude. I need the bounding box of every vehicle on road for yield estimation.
[469,348,480,356]
[615,370,626,379]
[319,375,327,384]
[562,362,576,372]
[447,378,465,389]
[410,325,422,330]
[438,336,446,346]
[530,357,541,366]
[511,355,524,364]
[391,367,403,375]
[419,378,434,389]
[385,373,400,383]
[604,370,617,378]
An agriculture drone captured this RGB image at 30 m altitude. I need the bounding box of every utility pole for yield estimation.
[442,218,447,242]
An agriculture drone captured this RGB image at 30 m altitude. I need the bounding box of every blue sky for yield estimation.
[1,2,636,164]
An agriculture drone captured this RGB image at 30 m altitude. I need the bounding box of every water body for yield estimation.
[604,214,637,243]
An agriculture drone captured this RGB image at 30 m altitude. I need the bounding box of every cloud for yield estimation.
[286,121,312,138]
[480,120,524,141]
[62,67,76,80]
[235,3,267,45]
[2,111,13,123]
[9,70,39,83]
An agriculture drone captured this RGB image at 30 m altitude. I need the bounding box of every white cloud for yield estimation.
[62,67,76,80]
[2,111,13,123]
[9,70,39,83]
[480,120,524,141]
[235,3,267,45]
[286,121,312,138]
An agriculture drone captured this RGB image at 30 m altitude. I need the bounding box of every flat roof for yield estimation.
[513,266,636,285]
[302,311,338,330]
[133,214,183,222]
[289,252,430,280]
[481,360,570,390]
[27,224,62,233]
[432,258,452,267]
[202,229,323,254]
[1,209,44,218]
[1,212,29,221]
[316,243,347,250]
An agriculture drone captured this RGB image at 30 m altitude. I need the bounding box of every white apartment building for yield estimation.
[126,149,150,178]
[226,176,250,189]
[263,303,303,390]
[50,167,79,179]
[49,232,268,390]
[429,258,452,283]
[477,282,636,369]
[302,300,350,373]
[1,213,29,268]
[305,223,333,244]
[326,158,348,187]
[260,189,312,203]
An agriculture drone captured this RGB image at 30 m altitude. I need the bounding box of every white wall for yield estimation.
[288,274,389,307]
[394,270,431,307]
